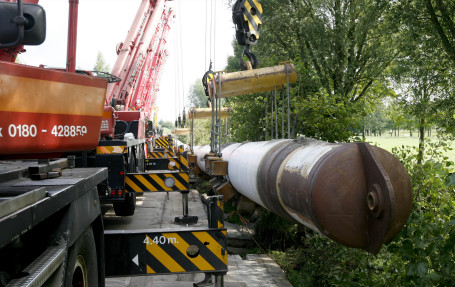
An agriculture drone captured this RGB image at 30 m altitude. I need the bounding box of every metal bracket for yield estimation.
[28,158,68,180]
[174,215,199,225]
[358,143,395,255]
[174,192,199,225]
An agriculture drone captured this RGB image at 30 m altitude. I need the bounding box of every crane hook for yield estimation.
[232,0,262,70]
[239,45,258,70]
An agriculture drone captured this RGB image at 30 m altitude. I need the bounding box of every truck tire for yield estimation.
[113,192,136,216]
[64,227,98,287]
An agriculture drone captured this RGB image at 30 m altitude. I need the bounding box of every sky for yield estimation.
[20,0,235,122]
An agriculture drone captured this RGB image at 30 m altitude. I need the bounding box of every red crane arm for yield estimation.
[128,7,173,119]
[105,0,171,108]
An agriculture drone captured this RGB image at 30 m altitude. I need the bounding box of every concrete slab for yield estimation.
[103,190,208,230]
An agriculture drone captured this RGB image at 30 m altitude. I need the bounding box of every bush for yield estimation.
[383,139,455,286]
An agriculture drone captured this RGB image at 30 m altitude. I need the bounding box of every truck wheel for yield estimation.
[64,227,98,287]
[113,192,136,216]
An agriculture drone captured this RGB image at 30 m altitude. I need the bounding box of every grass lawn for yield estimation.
[363,133,455,163]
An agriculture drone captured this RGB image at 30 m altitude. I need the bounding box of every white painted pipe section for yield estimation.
[226,140,291,207]
[218,143,242,162]
[194,145,211,171]
[217,143,242,183]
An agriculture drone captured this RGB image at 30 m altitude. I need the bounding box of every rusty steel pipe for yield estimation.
[194,138,412,254]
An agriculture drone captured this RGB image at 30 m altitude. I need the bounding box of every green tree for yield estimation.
[384,97,410,137]
[364,101,388,136]
[416,0,455,136]
[227,0,401,142]
[422,0,455,66]
[187,79,209,108]
[257,0,399,102]
[159,120,174,130]
[389,0,451,162]
[433,83,455,135]
[228,93,268,142]
[191,119,212,146]
[93,51,110,72]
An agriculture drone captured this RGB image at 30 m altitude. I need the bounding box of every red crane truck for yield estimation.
[0,1,227,286]
[73,0,175,217]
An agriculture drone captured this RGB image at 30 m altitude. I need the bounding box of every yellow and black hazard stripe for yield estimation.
[167,158,180,170]
[215,196,224,229]
[125,172,189,193]
[178,149,189,171]
[155,138,168,148]
[144,230,227,274]
[148,151,175,159]
[96,145,127,154]
[104,229,227,276]
[205,195,225,229]
[242,0,263,39]
[145,158,181,171]
[155,136,173,149]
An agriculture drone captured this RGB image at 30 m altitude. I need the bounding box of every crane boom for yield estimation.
[105,0,172,118]
[129,7,173,119]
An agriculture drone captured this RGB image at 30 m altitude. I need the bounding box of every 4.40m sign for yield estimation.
[144,235,178,246]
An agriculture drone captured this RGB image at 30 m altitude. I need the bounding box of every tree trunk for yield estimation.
[418,117,425,164]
